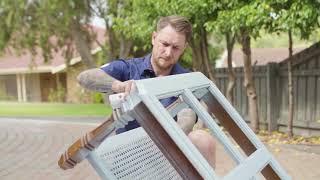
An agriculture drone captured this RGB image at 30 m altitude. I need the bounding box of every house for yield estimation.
[0,26,106,103]
[216,47,305,68]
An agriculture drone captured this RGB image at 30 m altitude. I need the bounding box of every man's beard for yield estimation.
[155,57,173,71]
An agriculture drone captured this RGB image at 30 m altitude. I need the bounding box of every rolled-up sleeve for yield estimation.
[100,60,127,81]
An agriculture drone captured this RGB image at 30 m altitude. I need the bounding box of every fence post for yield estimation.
[266,63,279,132]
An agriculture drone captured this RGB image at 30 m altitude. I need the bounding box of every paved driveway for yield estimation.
[0,118,100,180]
[0,117,319,180]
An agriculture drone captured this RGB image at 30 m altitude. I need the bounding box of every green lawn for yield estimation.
[0,102,112,117]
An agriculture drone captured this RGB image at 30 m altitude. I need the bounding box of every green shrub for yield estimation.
[92,92,104,104]
[0,88,16,101]
[48,86,66,102]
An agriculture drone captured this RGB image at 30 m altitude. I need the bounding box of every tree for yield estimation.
[206,9,237,104]
[267,0,320,136]
[225,33,236,104]
[240,26,260,133]
[287,29,294,137]
[115,0,222,80]
[208,1,274,132]
[1,0,225,78]
[0,0,27,52]
[0,0,97,68]
[91,0,137,59]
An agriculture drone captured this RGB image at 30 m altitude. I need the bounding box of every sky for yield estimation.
[91,16,106,28]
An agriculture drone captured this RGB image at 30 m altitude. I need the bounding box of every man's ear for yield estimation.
[184,42,188,49]
[151,31,157,45]
[182,42,188,51]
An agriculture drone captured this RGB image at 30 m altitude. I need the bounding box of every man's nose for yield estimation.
[164,47,173,57]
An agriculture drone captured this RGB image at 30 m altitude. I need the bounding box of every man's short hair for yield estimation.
[156,15,192,43]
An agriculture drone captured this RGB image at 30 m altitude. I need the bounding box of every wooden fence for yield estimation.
[214,56,320,136]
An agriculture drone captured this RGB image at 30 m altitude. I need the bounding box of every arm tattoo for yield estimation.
[77,68,115,93]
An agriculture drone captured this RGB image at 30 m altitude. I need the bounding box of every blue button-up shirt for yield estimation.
[101,54,189,134]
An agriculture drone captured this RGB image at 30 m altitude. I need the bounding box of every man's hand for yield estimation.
[111,80,135,97]
[177,108,197,135]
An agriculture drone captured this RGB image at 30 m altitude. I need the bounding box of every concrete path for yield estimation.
[0,117,319,180]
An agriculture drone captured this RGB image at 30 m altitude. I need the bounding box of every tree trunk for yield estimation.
[71,20,96,68]
[105,23,118,60]
[240,29,259,133]
[119,33,132,59]
[287,30,294,137]
[226,32,236,104]
[190,27,214,81]
[200,27,214,81]
[190,37,202,72]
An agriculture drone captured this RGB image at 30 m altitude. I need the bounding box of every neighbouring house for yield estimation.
[216,47,305,68]
[0,26,106,103]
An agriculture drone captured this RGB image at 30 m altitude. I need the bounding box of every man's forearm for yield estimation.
[77,68,115,93]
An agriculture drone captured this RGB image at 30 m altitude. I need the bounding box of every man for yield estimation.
[77,15,216,167]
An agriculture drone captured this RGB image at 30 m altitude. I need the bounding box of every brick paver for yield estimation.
[0,117,319,179]
[0,118,100,180]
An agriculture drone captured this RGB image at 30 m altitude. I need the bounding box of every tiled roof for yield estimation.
[0,25,106,75]
[218,47,305,68]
